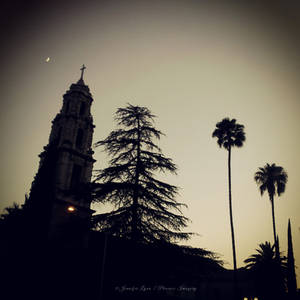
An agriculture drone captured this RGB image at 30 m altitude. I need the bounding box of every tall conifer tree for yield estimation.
[287,219,297,299]
[92,104,190,243]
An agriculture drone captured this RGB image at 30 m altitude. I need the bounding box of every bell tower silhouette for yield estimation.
[27,65,96,244]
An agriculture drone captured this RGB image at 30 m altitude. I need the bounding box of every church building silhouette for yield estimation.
[26,65,96,245]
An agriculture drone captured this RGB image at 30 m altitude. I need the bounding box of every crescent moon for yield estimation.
[46,57,50,62]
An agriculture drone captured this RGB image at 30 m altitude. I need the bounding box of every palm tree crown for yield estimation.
[244,241,277,269]
[244,241,287,298]
[254,163,288,200]
[212,118,245,150]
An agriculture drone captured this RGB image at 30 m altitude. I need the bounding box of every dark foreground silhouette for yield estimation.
[4,230,294,300]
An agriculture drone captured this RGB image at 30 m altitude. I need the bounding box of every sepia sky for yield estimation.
[1,0,300,284]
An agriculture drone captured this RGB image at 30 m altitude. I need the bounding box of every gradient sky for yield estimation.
[1,0,300,285]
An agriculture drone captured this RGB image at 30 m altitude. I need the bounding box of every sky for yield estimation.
[1,0,300,285]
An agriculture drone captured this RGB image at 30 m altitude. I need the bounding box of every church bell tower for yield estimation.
[28,65,96,244]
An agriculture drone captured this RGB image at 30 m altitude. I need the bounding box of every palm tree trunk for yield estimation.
[228,146,238,299]
[270,195,279,258]
[228,147,237,270]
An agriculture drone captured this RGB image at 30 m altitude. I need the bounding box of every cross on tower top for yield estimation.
[80,64,86,80]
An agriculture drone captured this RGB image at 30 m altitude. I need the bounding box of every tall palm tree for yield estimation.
[212,118,245,276]
[254,163,288,256]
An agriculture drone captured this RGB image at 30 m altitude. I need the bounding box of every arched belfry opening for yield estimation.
[70,164,82,189]
[79,102,86,116]
[76,128,84,149]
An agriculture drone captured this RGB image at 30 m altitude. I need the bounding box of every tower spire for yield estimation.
[77,64,86,85]
[80,64,86,80]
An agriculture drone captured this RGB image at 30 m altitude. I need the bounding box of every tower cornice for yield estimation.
[64,85,93,100]
[52,113,95,128]
[58,146,96,163]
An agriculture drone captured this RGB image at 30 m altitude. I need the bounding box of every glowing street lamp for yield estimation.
[67,206,76,212]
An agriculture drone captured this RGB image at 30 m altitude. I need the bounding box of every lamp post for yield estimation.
[99,232,108,300]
